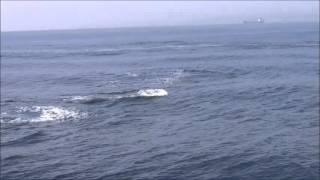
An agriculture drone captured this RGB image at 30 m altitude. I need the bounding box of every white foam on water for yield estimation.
[126,72,139,77]
[70,96,89,101]
[0,112,16,123]
[137,89,168,97]
[2,106,87,123]
[63,89,168,105]
[65,96,93,102]
[65,95,111,104]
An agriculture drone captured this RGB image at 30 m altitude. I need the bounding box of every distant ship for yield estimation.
[243,18,264,24]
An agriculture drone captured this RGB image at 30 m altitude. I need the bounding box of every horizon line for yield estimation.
[1,21,318,33]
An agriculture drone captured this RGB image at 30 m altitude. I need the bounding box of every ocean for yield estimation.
[1,22,319,180]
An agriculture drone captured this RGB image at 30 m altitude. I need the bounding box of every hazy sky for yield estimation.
[1,1,319,31]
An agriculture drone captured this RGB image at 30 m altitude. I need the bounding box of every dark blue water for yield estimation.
[1,23,319,180]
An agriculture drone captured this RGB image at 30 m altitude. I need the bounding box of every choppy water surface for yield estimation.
[1,23,319,180]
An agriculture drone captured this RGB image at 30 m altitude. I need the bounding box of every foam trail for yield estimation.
[64,89,168,105]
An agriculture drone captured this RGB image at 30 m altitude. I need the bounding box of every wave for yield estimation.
[230,42,320,50]
[128,40,188,46]
[1,131,47,147]
[1,42,222,59]
[3,41,318,59]
[1,106,87,123]
[65,88,168,104]
[1,48,124,59]
[183,68,250,80]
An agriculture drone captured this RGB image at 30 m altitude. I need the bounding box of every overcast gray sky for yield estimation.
[1,1,319,31]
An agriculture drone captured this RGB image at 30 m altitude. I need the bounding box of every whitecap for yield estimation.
[69,96,89,101]
[65,95,92,102]
[2,106,87,123]
[126,72,138,77]
[137,89,168,97]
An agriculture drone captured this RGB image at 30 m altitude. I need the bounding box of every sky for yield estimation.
[1,1,319,32]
